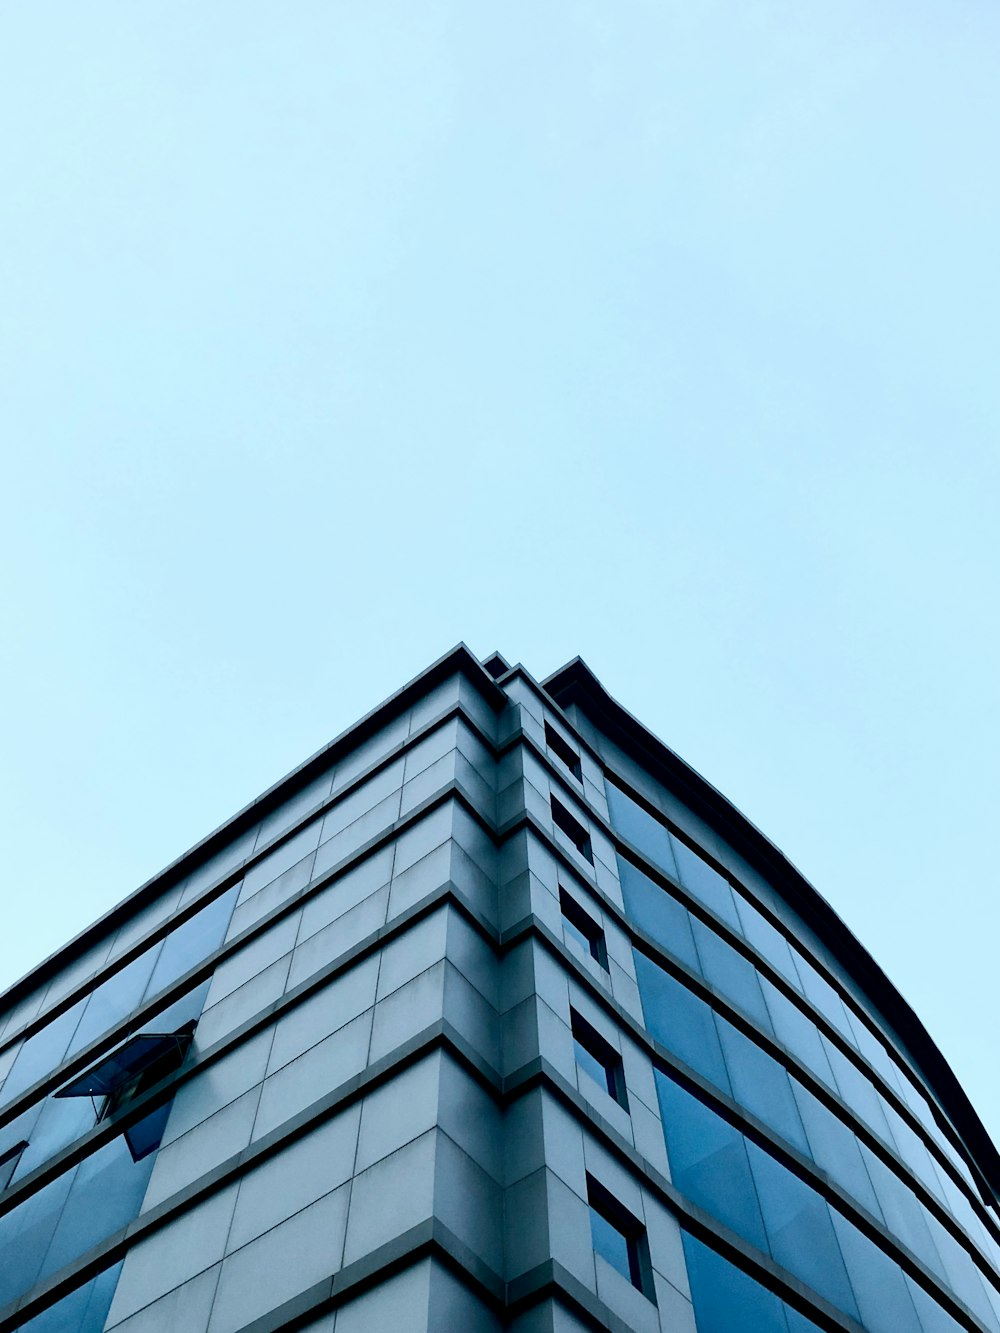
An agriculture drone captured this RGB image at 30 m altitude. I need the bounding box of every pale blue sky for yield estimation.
[1,3,998,1142]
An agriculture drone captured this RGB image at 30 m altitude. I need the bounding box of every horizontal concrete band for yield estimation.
[1,812,996,1326]
[0,1009,989,1333]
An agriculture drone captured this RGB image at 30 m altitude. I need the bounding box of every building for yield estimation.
[0,644,998,1333]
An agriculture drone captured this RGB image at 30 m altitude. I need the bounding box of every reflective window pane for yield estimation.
[734,894,801,986]
[655,1072,768,1252]
[716,1017,809,1155]
[143,884,239,1002]
[1,1000,86,1105]
[66,955,153,1060]
[606,783,678,878]
[670,839,741,932]
[19,1262,123,1333]
[746,1140,860,1321]
[761,981,836,1089]
[828,1210,923,1333]
[634,952,731,1095]
[590,1205,633,1280]
[691,922,771,1031]
[618,857,698,968]
[790,1082,884,1222]
[39,1137,156,1282]
[681,1231,808,1333]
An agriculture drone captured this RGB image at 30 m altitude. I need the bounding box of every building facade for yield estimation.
[0,645,998,1332]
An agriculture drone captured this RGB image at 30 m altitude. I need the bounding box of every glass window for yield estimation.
[0,1140,26,1190]
[8,1098,96,1185]
[551,797,593,862]
[559,889,608,969]
[858,1146,947,1282]
[19,1261,124,1333]
[790,1082,884,1222]
[1,886,236,1111]
[745,1140,860,1321]
[65,955,154,1059]
[587,1176,654,1299]
[655,1071,768,1252]
[671,839,741,932]
[734,894,801,987]
[691,921,771,1030]
[905,1273,969,1333]
[618,857,698,969]
[0,1168,74,1307]
[828,1210,924,1333]
[681,1231,819,1333]
[545,722,582,780]
[716,1017,809,1156]
[823,1040,897,1150]
[37,1136,157,1283]
[761,980,836,1088]
[571,1012,628,1110]
[605,783,678,878]
[634,951,731,1095]
[143,884,239,1001]
[790,953,855,1044]
[0,999,87,1106]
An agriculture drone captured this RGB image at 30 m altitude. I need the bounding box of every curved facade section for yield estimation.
[549,657,1000,1333]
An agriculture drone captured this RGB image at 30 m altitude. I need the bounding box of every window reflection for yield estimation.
[0,885,236,1109]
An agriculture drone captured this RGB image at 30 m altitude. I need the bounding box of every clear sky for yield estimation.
[1,3,998,1145]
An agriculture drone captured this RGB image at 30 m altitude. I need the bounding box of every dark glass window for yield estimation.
[760,980,836,1089]
[559,889,608,969]
[745,1139,860,1320]
[0,999,87,1106]
[691,920,771,1030]
[828,1210,924,1333]
[733,894,801,986]
[19,1260,124,1333]
[605,783,677,878]
[671,839,741,932]
[7,1098,95,1186]
[571,1011,628,1110]
[790,1082,884,1222]
[654,1071,768,1252]
[587,1176,655,1300]
[551,797,593,862]
[633,951,731,1095]
[544,722,582,780]
[790,952,855,1044]
[66,955,154,1059]
[0,885,236,1109]
[143,884,239,999]
[715,1017,809,1155]
[0,1140,27,1190]
[681,1231,819,1333]
[617,857,699,970]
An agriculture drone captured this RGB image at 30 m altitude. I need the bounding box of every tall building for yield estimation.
[0,645,998,1333]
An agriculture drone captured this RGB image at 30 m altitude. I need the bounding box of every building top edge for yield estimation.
[542,655,1000,1204]
[1,643,503,1013]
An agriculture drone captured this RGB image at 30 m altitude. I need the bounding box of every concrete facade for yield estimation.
[0,646,997,1331]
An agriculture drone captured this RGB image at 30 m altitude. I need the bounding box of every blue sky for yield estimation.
[1,3,998,1142]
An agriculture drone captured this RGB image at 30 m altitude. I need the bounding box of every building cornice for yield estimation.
[542,655,1000,1206]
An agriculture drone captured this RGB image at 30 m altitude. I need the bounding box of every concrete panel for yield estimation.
[208,1184,350,1333]
[228,1104,361,1251]
[341,1130,437,1266]
[252,1009,373,1141]
[107,1184,238,1325]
